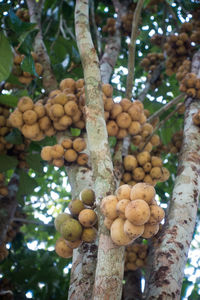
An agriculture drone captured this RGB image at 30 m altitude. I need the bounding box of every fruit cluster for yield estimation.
[141,53,164,72]
[124,243,148,271]
[54,189,97,258]
[16,8,29,22]
[0,173,8,197]
[176,59,191,82]
[180,73,200,99]
[41,138,88,167]
[150,34,165,47]
[0,105,12,154]
[121,3,136,36]
[5,52,43,88]
[101,183,165,246]
[121,152,169,186]
[102,18,116,35]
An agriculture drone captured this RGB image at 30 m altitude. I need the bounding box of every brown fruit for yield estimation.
[128,121,141,135]
[125,200,150,226]
[18,97,34,112]
[106,120,119,136]
[64,101,78,116]
[150,134,160,146]
[159,167,170,182]
[102,83,113,97]
[124,155,138,171]
[151,156,162,167]
[116,184,131,201]
[120,98,132,112]
[132,167,145,181]
[111,103,123,119]
[104,97,114,111]
[62,138,72,149]
[59,115,72,128]
[117,129,128,139]
[45,126,56,137]
[66,239,82,249]
[124,220,144,240]
[51,104,64,118]
[123,172,132,183]
[9,110,23,128]
[143,162,152,173]
[55,237,73,258]
[52,93,68,105]
[53,158,64,167]
[68,199,85,216]
[116,199,130,219]
[130,183,155,205]
[150,167,162,179]
[64,149,78,162]
[41,146,52,161]
[137,151,151,166]
[23,110,37,125]
[35,63,43,76]
[81,227,97,242]
[22,123,40,139]
[148,205,165,224]
[34,103,46,118]
[104,217,113,229]
[110,217,133,246]
[100,195,118,220]
[73,138,86,152]
[77,153,88,165]
[60,78,76,92]
[78,209,97,227]
[51,144,64,159]
[38,116,51,131]
[116,112,132,129]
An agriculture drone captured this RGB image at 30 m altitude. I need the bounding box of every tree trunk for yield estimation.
[146,50,200,299]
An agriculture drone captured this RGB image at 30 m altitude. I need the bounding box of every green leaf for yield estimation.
[5,128,23,144]
[108,137,117,148]
[0,32,13,82]
[8,9,36,36]
[0,155,18,172]
[21,55,38,77]
[17,169,38,200]
[26,153,44,174]
[0,94,18,107]
[70,128,81,136]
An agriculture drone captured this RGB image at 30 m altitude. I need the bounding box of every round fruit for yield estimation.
[110,217,133,246]
[60,218,83,242]
[68,199,85,216]
[116,184,131,201]
[78,209,97,227]
[125,199,150,226]
[100,195,118,220]
[55,237,73,258]
[130,183,155,205]
[124,220,144,240]
[54,213,72,232]
[80,188,95,206]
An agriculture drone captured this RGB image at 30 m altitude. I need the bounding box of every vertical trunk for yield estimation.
[146,50,200,299]
[26,0,58,93]
[75,1,125,299]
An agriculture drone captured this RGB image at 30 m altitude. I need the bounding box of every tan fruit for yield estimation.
[125,199,150,226]
[106,120,119,136]
[126,262,138,271]
[51,104,64,118]
[135,258,144,267]
[64,101,78,116]
[9,110,23,128]
[18,76,33,85]
[104,111,110,121]
[78,209,97,227]
[123,172,132,183]
[38,116,51,131]
[54,213,72,232]
[18,97,34,112]
[111,103,122,119]
[159,167,170,182]
[128,121,141,135]
[81,227,97,243]
[53,158,64,167]
[143,162,152,173]
[52,93,68,105]
[116,112,132,129]
[14,54,24,64]
[132,167,145,181]
[148,205,165,224]
[127,180,137,186]
[116,184,131,201]
[127,252,137,262]
[41,146,52,161]
[22,123,40,139]
[68,199,85,216]
[128,105,142,121]
[138,142,153,152]
[35,63,43,76]
[141,123,153,138]
[102,83,113,97]
[104,217,113,230]
[117,129,128,139]
[132,135,142,146]
[51,144,64,159]
[137,151,151,166]
[66,239,82,249]
[116,199,130,219]
[45,126,56,137]
[139,113,147,125]
[130,183,155,205]
[55,237,73,258]
[110,217,133,246]
[23,110,37,125]
[124,155,138,171]
[142,223,159,239]
[124,220,144,240]
[150,134,161,146]
[104,97,114,111]
[100,195,118,220]
[150,167,162,179]
[60,218,83,241]
[72,110,81,122]
[77,153,88,165]
[144,109,150,118]
[59,115,72,128]
[64,149,78,162]
[74,120,85,130]
[80,188,95,206]
[120,98,132,112]
[75,78,84,90]
[73,138,86,152]
[34,103,45,118]
[62,138,72,149]
[151,156,162,167]
[60,78,76,92]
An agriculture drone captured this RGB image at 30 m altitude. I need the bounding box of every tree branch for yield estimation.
[126,0,144,100]
[26,0,58,94]
[12,218,54,227]
[146,49,200,299]
[75,1,125,299]
[147,93,185,123]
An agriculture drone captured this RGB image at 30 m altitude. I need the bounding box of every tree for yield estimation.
[0,0,200,299]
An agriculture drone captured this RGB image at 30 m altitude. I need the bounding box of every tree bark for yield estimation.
[0,173,19,245]
[146,50,200,299]
[26,0,58,94]
[75,1,125,299]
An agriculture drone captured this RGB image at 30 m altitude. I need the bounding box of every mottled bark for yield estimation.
[75,1,125,299]
[0,173,19,245]
[146,50,200,299]
[122,270,143,300]
[26,0,58,93]
[126,0,144,100]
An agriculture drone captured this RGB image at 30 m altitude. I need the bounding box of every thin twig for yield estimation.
[147,93,185,123]
[13,218,54,227]
[126,0,144,100]
[60,14,67,39]
[142,103,182,151]
[63,19,76,41]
